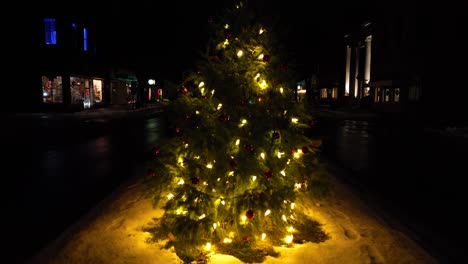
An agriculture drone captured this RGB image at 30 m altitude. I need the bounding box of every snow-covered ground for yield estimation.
[30,164,438,264]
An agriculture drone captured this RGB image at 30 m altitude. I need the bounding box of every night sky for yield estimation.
[36,0,467,85]
[95,0,381,82]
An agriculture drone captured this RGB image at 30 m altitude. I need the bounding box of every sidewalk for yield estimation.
[4,103,165,121]
[308,105,381,121]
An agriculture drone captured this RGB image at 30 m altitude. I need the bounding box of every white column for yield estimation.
[345,46,351,96]
[364,35,372,85]
[354,47,359,98]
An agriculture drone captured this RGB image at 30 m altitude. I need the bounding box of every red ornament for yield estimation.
[175,127,181,133]
[191,177,200,184]
[302,146,309,153]
[152,147,161,156]
[180,87,188,94]
[246,209,255,220]
[244,144,254,152]
[230,160,238,168]
[262,54,270,62]
[147,169,156,177]
[272,131,280,140]
[218,114,229,123]
[264,169,273,179]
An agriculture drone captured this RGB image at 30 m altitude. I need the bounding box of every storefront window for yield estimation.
[42,76,63,103]
[93,79,103,103]
[71,76,92,105]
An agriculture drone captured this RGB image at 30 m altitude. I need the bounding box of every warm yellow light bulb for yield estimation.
[205,242,211,251]
[291,202,295,209]
[224,238,232,243]
[259,80,267,89]
[237,50,243,57]
[252,176,257,181]
[235,139,240,145]
[198,82,205,88]
[280,170,286,176]
[199,214,206,220]
[177,179,185,185]
[217,103,222,110]
[167,193,174,200]
[260,152,265,159]
[225,24,229,29]
[241,215,247,221]
[279,87,284,93]
[259,28,264,34]
[262,233,266,240]
[213,223,217,229]
[264,209,271,216]
[206,163,213,169]
[288,226,294,232]
[291,117,299,123]
[282,215,287,222]
[285,235,293,244]
[258,54,264,60]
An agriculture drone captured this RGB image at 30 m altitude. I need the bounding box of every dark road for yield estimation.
[4,114,165,263]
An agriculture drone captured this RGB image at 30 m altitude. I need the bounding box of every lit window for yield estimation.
[332,87,338,99]
[394,88,400,102]
[44,18,57,44]
[320,88,328,99]
[83,27,88,51]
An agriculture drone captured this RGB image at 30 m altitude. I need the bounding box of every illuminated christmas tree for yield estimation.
[144,1,329,263]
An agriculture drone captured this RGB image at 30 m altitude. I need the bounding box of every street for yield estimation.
[3,112,164,263]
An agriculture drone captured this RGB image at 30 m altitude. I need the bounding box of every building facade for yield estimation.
[342,16,424,112]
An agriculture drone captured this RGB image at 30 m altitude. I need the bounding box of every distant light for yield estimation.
[72,23,77,28]
[148,79,155,85]
[83,27,88,51]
